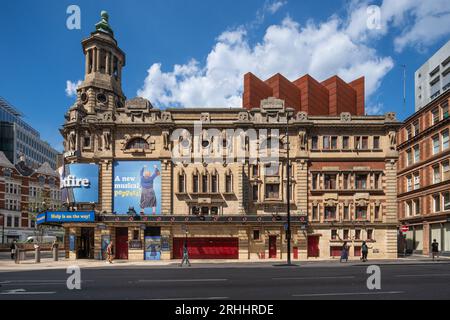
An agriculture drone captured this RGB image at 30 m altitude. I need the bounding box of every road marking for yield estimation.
[292,291,404,297]
[396,274,450,278]
[0,289,56,295]
[273,276,355,280]
[149,296,229,300]
[138,279,228,283]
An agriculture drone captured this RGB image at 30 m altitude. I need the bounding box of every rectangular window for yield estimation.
[323,136,330,150]
[355,174,367,189]
[264,163,279,176]
[443,161,450,181]
[178,174,185,193]
[324,207,336,220]
[433,166,441,184]
[343,229,349,240]
[6,216,12,227]
[193,175,199,193]
[406,149,413,166]
[362,137,369,149]
[252,185,258,201]
[374,173,381,189]
[444,192,450,211]
[311,136,318,150]
[406,126,412,140]
[356,207,367,220]
[355,230,361,240]
[374,206,380,220]
[414,173,420,190]
[14,216,19,228]
[343,174,349,189]
[312,205,319,221]
[442,130,449,150]
[414,145,420,163]
[367,229,374,240]
[405,201,412,217]
[225,175,232,193]
[343,136,349,150]
[432,108,440,125]
[211,175,218,193]
[355,136,361,150]
[265,184,280,199]
[331,229,338,240]
[373,136,380,149]
[324,174,337,190]
[253,230,260,240]
[433,194,441,213]
[414,199,420,216]
[343,206,350,220]
[432,135,440,155]
[202,175,208,193]
[442,102,449,119]
[331,136,338,150]
[252,165,258,177]
[413,120,420,136]
[312,174,318,190]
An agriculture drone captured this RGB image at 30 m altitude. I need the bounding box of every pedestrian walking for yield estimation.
[340,241,349,263]
[361,241,369,262]
[10,240,17,260]
[180,242,191,267]
[106,242,114,264]
[431,239,440,261]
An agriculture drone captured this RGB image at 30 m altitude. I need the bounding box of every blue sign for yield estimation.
[113,161,162,215]
[59,164,99,203]
[36,213,47,225]
[69,235,76,252]
[145,236,161,260]
[45,211,95,223]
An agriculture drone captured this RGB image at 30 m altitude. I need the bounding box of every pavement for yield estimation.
[1,260,450,300]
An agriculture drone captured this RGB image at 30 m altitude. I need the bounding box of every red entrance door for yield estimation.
[173,238,239,259]
[269,236,277,258]
[307,236,320,258]
[115,228,128,260]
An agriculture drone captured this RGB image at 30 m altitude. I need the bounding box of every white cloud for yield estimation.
[266,1,287,14]
[138,14,394,108]
[65,80,82,97]
[365,103,384,115]
[345,0,450,52]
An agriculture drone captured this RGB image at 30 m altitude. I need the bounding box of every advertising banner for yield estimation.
[113,161,162,215]
[58,164,99,203]
[144,236,161,260]
[45,211,95,223]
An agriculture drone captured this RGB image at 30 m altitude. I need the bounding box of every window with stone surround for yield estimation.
[355,174,367,189]
[126,138,149,150]
[225,172,233,193]
[433,194,441,213]
[432,135,440,155]
[355,206,367,220]
[265,184,280,199]
[373,136,380,149]
[324,174,337,190]
[442,129,449,150]
[252,185,258,201]
[343,136,350,150]
[312,205,319,221]
[324,206,336,220]
[413,144,420,163]
[444,192,450,211]
[192,173,199,194]
[433,165,441,184]
[311,136,318,150]
[432,108,440,125]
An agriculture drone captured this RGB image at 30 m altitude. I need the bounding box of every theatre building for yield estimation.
[58,12,400,261]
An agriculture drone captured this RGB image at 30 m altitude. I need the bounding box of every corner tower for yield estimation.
[76,11,126,114]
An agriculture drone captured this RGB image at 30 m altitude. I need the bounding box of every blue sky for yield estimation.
[1,0,450,151]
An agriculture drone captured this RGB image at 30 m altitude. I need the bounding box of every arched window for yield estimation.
[211,170,218,193]
[201,170,208,193]
[192,170,199,194]
[178,170,186,193]
[126,138,149,150]
[225,170,233,193]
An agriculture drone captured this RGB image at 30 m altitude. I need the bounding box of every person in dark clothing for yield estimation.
[361,241,369,262]
[431,239,440,261]
[180,242,191,267]
[10,241,17,260]
[139,165,160,215]
[340,242,349,263]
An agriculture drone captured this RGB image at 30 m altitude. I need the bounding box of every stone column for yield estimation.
[237,162,246,214]
[384,159,399,259]
[85,49,90,74]
[161,160,172,215]
[101,160,113,213]
[106,52,111,75]
[93,48,97,72]
[96,48,101,72]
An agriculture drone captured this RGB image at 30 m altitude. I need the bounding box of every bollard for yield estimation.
[35,246,41,263]
[15,248,20,264]
[53,247,59,261]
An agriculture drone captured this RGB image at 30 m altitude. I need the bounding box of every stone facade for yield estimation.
[60,13,401,261]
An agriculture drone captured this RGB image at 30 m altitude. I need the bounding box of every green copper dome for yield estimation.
[95,10,114,36]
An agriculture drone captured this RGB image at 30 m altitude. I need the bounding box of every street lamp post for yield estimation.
[0,214,4,244]
[286,111,292,266]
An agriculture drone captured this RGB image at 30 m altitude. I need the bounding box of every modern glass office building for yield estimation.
[0,96,59,169]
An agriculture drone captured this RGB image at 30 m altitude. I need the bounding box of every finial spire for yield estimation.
[95,10,114,36]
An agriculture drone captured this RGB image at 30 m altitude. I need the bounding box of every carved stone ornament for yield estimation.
[200,113,210,123]
[161,111,172,122]
[260,97,284,110]
[340,112,351,122]
[238,112,249,121]
[385,112,396,121]
[296,112,308,121]
[389,130,397,149]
